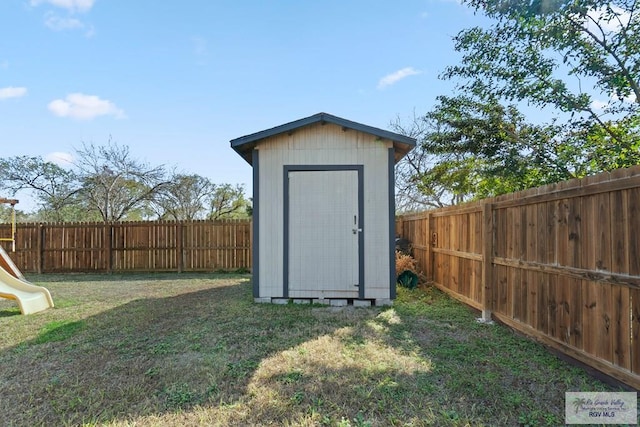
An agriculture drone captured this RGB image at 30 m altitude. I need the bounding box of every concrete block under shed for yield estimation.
[353,299,372,308]
[329,299,348,307]
[375,299,393,306]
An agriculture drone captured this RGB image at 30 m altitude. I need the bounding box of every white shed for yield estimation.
[231,112,415,306]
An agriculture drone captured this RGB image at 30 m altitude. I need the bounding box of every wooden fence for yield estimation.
[0,220,251,273]
[396,165,640,390]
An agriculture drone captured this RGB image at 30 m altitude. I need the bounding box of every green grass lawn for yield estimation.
[0,273,618,426]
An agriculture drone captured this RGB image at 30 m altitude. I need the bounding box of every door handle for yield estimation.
[352,228,362,234]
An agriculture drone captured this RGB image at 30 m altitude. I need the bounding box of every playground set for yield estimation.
[0,198,54,314]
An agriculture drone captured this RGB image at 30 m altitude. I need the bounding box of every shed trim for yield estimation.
[230,112,416,165]
[283,164,365,299]
[252,149,260,297]
[388,147,397,299]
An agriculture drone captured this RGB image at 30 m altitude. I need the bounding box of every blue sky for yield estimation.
[1,0,491,211]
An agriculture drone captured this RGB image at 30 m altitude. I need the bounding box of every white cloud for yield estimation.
[48,93,126,120]
[377,67,422,89]
[45,152,74,167]
[31,0,95,13]
[43,12,94,36]
[586,6,631,34]
[84,24,96,37]
[590,91,637,110]
[44,12,83,30]
[590,99,609,110]
[0,86,27,99]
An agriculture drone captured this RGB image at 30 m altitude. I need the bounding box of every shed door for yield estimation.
[288,170,360,297]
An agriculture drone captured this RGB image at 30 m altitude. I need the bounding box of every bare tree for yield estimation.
[0,156,81,221]
[74,140,169,222]
[208,183,249,220]
[390,114,452,212]
[153,173,213,220]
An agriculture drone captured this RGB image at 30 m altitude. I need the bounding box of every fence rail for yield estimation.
[0,219,251,273]
[396,165,640,390]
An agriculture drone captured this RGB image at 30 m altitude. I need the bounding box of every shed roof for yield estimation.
[230,112,416,165]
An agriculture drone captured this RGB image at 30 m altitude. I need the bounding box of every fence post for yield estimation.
[426,212,433,281]
[37,223,44,274]
[106,222,113,274]
[177,222,183,273]
[480,202,494,322]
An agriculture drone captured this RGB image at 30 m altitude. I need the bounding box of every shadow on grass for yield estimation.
[0,280,616,426]
[0,278,388,426]
[23,271,249,283]
[379,287,620,426]
[0,307,21,318]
